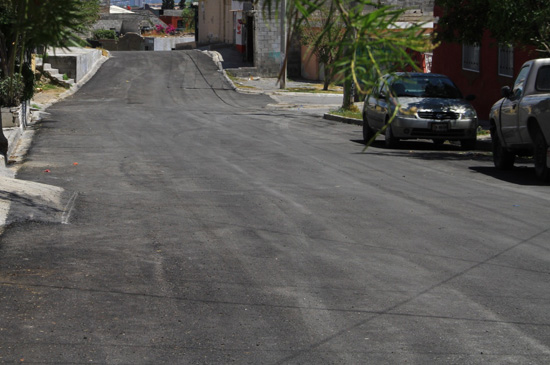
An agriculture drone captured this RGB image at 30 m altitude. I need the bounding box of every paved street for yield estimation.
[0,50,549,363]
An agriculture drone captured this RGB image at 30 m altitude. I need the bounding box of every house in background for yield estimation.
[197,0,233,45]
[197,0,300,78]
[92,5,169,37]
[159,9,184,30]
[431,6,536,120]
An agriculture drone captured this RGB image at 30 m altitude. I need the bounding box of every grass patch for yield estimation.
[225,72,258,90]
[35,82,66,92]
[329,107,361,120]
[283,87,343,94]
[36,83,65,91]
[477,126,490,136]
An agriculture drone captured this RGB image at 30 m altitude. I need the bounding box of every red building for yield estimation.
[432,7,537,120]
[160,9,183,30]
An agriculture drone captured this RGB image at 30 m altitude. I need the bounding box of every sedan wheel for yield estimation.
[460,138,477,151]
[384,123,399,148]
[362,113,375,145]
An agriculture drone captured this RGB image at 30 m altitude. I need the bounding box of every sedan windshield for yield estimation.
[390,76,463,99]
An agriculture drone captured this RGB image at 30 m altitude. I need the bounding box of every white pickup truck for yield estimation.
[489,58,550,181]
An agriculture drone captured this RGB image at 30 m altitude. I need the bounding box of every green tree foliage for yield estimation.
[257,0,432,107]
[436,0,550,54]
[93,29,117,40]
[181,7,195,32]
[162,0,175,10]
[300,4,345,90]
[0,0,100,106]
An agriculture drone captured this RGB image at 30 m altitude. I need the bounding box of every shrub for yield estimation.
[181,8,195,32]
[166,25,176,35]
[0,63,35,106]
[0,75,24,107]
[94,29,117,40]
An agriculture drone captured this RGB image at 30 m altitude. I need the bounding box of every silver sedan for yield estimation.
[362,73,478,149]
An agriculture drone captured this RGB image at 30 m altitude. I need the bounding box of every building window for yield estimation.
[462,44,480,72]
[498,45,514,77]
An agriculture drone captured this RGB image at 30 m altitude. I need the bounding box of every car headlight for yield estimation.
[396,106,418,117]
[461,108,477,120]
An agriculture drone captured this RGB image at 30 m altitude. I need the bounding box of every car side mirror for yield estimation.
[465,94,476,101]
[501,86,512,99]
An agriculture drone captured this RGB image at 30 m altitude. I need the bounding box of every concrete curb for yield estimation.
[323,113,362,126]
[0,175,76,233]
[199,49,238,92]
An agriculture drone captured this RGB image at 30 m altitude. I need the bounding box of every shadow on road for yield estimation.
[469,166,548,186]
[351,139,548,186]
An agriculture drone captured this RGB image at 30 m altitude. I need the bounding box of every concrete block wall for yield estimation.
[254,0,283,77]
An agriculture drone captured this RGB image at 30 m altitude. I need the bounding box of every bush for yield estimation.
[181,8,195,32]
[0,75,24,107]
[94,29,117,40]
[0,63,35,106]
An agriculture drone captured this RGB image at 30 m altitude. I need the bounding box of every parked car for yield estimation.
[362,73,478,149]
[489,58,550,181]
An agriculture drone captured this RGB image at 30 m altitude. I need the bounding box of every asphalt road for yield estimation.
[1,51,549,364]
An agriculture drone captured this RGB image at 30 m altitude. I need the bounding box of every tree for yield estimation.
[0,0,99,164]
[300,4,345,90]
[0,0,100,105]
[179,0,186,9]
[181,7,195,32]
[258,0,432,109]
[435,0,550,54]
[162,0,175,10]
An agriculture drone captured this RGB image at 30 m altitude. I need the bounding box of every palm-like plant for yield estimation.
[258,0,433,106]
[0,0,99,106]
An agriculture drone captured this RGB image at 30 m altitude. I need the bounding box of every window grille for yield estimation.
[462,44,480,72]
[498,45,514,77]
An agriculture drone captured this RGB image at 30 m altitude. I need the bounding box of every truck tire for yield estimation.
[533,129,550,181]
[460,138,477,151]
[491,129,515,170]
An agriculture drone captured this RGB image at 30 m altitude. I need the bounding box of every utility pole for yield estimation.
[279,0,286,89]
